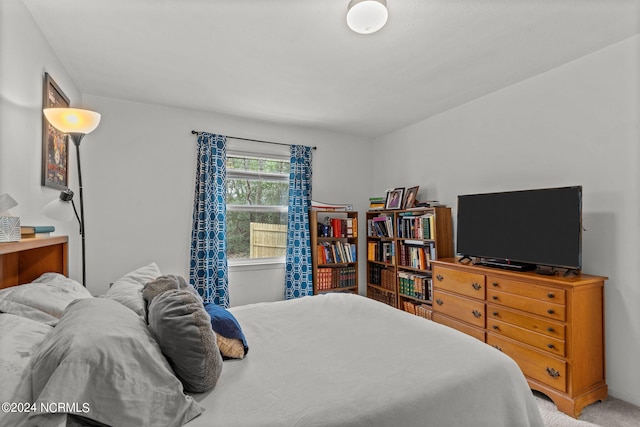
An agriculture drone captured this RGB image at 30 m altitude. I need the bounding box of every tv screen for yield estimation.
[456,186,582,270]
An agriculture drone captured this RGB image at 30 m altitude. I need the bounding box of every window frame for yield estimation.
[226,143,290,267]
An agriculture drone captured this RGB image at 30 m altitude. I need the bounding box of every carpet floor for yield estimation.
[535,392,640,427]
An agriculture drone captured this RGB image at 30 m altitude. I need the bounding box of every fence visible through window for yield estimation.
[249,222,287,258]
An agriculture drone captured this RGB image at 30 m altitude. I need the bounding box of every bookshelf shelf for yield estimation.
[365,206,453,316]
[310,210,359,295]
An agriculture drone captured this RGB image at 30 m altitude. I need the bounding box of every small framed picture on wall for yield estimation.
[385,188,405,210]
[42,72,70,190]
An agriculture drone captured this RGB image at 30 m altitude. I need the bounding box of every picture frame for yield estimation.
[42,72,70,190]
[385,187,405,210]
[403,186,419,209]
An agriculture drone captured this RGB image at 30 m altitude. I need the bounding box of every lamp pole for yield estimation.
[42,107,100,288]
[69,132,86,287]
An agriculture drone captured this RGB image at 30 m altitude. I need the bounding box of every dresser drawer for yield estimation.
[487,334,567,393]
[433,267,485,300]
[487,276,565,305]
[487,304,565,340]
[487,318,565,357]
[433,313,485,342]
[487,289,566,321]
[433,289,485,328]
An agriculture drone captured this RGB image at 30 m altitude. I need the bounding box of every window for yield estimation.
[226,148,289,262]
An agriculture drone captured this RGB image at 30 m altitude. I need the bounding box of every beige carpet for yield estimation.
[535,392,640,427]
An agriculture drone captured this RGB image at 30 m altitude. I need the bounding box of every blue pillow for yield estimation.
[204,303,249,359]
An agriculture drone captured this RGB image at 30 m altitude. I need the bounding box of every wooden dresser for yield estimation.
[430,258,607,418]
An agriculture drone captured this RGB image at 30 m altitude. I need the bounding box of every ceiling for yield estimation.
[22,0,640,137]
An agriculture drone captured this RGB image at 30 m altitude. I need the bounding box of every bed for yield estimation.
[0,237,544,427]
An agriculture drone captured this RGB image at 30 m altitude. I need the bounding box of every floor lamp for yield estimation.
[43,108,101,287]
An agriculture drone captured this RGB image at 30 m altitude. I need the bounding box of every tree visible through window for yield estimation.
[226,154,289,260]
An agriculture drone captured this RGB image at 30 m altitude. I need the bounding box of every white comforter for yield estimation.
[188,293,544,427]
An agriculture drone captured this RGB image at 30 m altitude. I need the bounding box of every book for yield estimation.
[21,225,55,234]
[311,200,352,211]
[21,225,55,238]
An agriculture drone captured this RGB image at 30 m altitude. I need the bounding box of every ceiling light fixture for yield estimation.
[346,0,388,35]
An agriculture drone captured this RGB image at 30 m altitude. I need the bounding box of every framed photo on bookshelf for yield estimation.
[42,72,70,190]
[385,188,404,210]
[403,186,419,209]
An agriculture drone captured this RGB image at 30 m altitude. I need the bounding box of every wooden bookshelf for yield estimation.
[310,210,358,295]
[365,207,453,317]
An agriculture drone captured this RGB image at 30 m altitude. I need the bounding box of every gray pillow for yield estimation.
[148,289,223,393]
[143,274,201,305]
[102,263,161,316]
[27,298,203,426]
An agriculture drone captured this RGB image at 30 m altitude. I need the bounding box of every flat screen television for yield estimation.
[456,186,582,271]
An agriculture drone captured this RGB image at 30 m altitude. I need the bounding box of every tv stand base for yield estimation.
[473,258,535,272]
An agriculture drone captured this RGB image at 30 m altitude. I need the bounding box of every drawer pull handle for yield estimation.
[493,345,502,352]
[471,283,481,290]
[547,344,555,349]
[547,327,554,332]
[547,309,555,315]
[492,296,499,301]
[492,311,499,316]
[492,282,499,287]
[492,325,499,330]
[546,367,561,379]
[472,310,482,318]
[547,293,555,298]
[436,275,444,281]
[435,299,444,306]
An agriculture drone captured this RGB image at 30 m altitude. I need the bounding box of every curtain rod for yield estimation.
[191,130,317,150]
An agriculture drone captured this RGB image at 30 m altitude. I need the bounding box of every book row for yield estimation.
[398,272,432,302]
[317,241,357,264]
[368,287,396,307]
[367,215,394,238]
[396,212,434,239]
[368,264,395,291]
[318,217,357,238]
[316,267,357,290]
[367,241,395,264]
[402,301,433,320]
[398,240,436,270]
[367,212,436,240]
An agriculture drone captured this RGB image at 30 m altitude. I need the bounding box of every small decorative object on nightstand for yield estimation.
[0,194,20,242]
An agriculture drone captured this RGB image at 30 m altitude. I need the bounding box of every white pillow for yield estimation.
[102,263,161,316]
[0,273,92,325]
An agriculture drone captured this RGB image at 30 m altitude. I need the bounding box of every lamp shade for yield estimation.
[43,108,101,134]
[347,0,388,34]
[43,197,75,222]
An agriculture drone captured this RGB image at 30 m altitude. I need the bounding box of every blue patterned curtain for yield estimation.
[190,133,229,307]
[284,145,313,299]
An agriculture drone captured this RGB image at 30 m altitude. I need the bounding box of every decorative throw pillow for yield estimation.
[204,303,249,359]
[27,298,203,426]
[102,263,161,317]
[148,289,222,393]
[142,274,201,305]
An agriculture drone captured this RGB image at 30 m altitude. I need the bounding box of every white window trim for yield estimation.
[226,141,289,267]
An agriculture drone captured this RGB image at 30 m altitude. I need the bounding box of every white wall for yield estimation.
[1,0,372,305]
[81,94,372,304]
[0,0,83,280]
[372,35,640,405]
